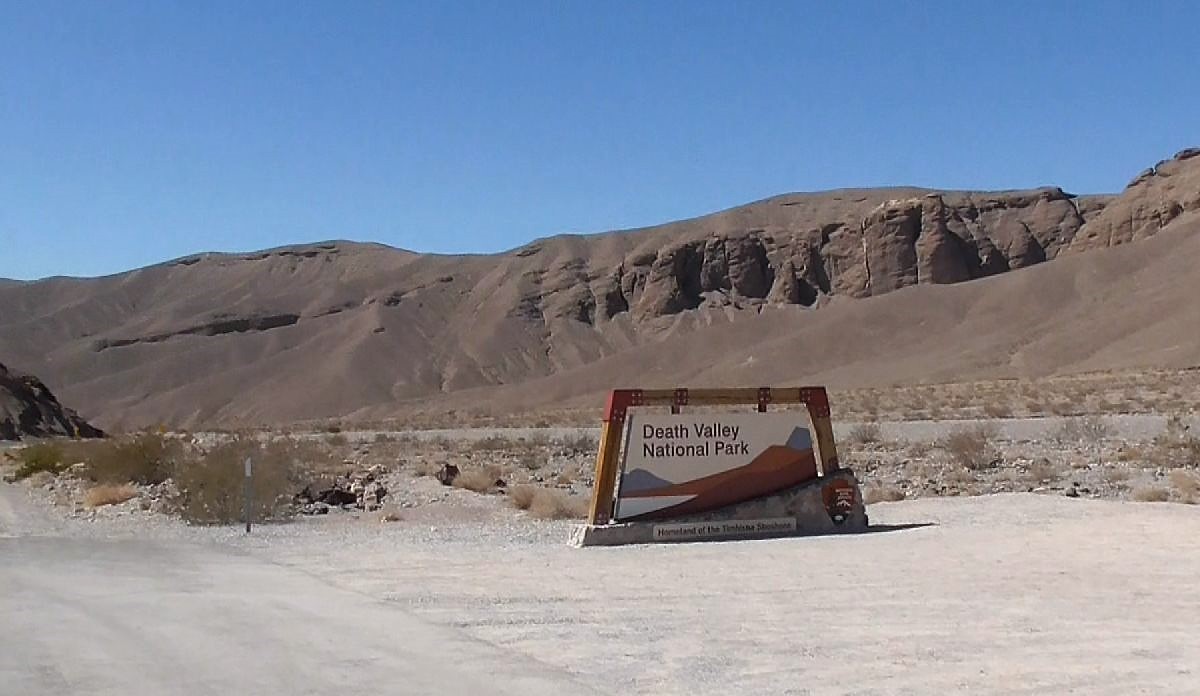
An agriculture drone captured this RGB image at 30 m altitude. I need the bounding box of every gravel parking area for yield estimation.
[237,493,1200,695]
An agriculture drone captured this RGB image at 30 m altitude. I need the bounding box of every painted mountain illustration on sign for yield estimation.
[620,468,675,494]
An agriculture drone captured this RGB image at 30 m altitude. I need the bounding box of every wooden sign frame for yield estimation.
[586,387,839,525]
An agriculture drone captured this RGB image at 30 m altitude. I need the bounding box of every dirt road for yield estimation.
[0,482,596,696]
[3,477,1199,695]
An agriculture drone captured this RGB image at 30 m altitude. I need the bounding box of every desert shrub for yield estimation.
[413,459,442,477]
[509,484,538,510]
[471,435,514,452]
[982,402,1013,418]
[863,485,906,504]
[1152,415,1199,468]
[1132,485,1170,503]
[373,433,395,443]
[848,423,883,445]
[325,433,349,447]
[174,437,304,524]
[520,454,544,471]
[560,433,598,454]
[1024,458,1063,485]
[453,466,502,493]
[1169,469,1199,503]
[555,470,576,485]
[84,483,138,508]
[527,488,588,520]
[939,424,1000,470]
[76,433,181,485]
[1053,416,1112,444]
[13,443,68,480]
[1102,466,1131,484]
[943,467,977,489]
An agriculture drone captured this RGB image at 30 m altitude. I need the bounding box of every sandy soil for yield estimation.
[5,471,1197,695]
[252,494,1200,695]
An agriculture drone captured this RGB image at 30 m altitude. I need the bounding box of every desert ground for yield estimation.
[3,407,1199,695]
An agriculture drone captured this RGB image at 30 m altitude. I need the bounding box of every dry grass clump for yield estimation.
[377,503,404,522]
[1169,469,1199,504]
[1132,485,1170,503]
[863,485,906,504]
[939,424,1000,470]
[508,484,539,510]
[453,466,502,493]
[84,483,138,508]
[174,436,309,524]
[12,443,68,480]
[848,423,883,445]
[471,435,516,452]
[510,485,587,518]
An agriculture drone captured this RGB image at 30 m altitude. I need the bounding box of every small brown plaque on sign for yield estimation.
[822,479,856,524]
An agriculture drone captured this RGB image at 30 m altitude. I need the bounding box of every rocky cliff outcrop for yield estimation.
[551,187,1105,323]
[0,362,104,440]
[1068,148,1200,252]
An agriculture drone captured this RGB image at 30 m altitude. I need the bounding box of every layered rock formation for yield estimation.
[0,362,104,440]
[543,187,1107,324]
[1,148,1197,428]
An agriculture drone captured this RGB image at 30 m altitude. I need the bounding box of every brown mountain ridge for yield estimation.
[2,148,1198,429]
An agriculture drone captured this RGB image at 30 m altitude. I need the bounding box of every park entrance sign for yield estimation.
[616,412,818,522]
[570,387,867,547]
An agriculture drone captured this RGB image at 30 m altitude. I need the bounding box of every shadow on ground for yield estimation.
[861,522,937,534]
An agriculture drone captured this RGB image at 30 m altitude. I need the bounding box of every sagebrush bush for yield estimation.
[75,433,181,485]
[848,423,883,445]
[470,435,513,452]
[1169,469,1199,503]
[174,437,308,524]
[509,485,538,510]
[13,443,68,480]
[560,433,598,454]
[940,425,1000,470]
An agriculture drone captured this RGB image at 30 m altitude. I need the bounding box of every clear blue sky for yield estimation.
[3,1,1198,280]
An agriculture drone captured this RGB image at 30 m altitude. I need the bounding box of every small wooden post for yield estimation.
[587,420,623,525]
[243,457,253,533]
[811,416,840,474]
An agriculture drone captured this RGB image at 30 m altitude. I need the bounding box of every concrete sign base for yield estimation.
[570,469,867,547]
